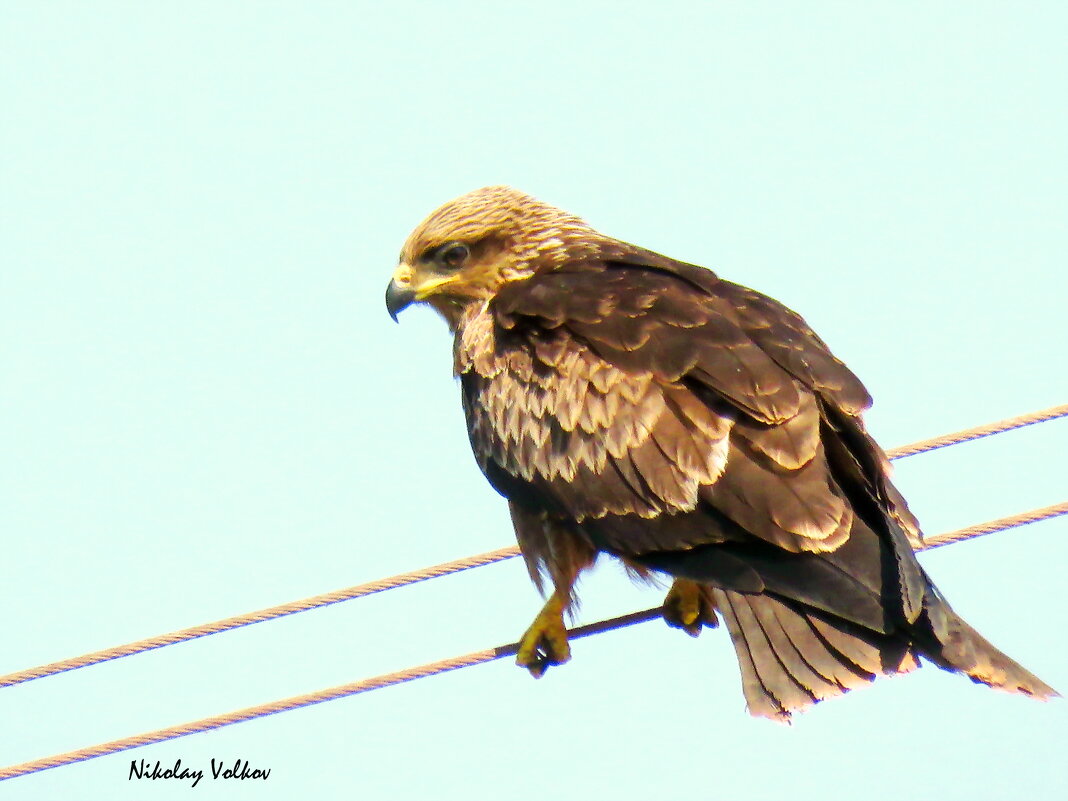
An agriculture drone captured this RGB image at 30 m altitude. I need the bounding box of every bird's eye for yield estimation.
[438,242,470,270]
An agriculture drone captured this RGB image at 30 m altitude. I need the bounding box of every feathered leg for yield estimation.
[510,503,597,678]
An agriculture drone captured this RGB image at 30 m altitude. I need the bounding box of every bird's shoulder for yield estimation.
[471,247,871,422]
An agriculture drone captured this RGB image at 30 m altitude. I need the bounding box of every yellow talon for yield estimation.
[515,593,571,678]
[663,579,718,637]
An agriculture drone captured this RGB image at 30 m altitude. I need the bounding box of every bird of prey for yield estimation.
[384,186,1056,720]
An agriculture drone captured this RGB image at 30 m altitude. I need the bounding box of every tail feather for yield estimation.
[807,615,918,677]
[715,588,928,721]
[766,600,878,693]
[713,586,1057,721]
[748,594,844,702]
[923,598,1059,699]
[716,592,791,721]
[721,592,817,718]
[714,588,919,720]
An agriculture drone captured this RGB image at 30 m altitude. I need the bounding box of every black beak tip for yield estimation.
[385,280,416,323]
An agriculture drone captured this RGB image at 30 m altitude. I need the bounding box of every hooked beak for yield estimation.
[385,278,416,322]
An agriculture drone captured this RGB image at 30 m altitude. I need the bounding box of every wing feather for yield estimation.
[462,256,905,564]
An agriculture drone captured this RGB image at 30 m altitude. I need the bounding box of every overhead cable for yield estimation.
[1,403,1064,690]
[0,501,1064,783]
[885,403,1067,460]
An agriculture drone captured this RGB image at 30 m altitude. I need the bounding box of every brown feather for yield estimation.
[393,186,1057,718]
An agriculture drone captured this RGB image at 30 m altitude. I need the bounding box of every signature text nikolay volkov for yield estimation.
[129,758,270,788]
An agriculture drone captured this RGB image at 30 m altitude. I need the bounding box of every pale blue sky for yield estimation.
[2,2,1066,798]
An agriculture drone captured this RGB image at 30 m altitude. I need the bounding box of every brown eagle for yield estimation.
[384,186,1055,720]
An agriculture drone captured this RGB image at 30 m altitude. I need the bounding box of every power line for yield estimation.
[1,403,1064,690]
[0,502,1063,783]
[920,503,1068,550]
[885,403,1067,459]
[0,547,521,688]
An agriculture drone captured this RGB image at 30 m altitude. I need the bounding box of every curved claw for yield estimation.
[515,595,571,678]
[662,579,719,638]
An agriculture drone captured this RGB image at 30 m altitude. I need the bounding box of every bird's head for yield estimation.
[385,186,597,327]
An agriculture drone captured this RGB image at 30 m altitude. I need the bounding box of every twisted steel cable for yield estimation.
[1,404,1064,690]
[0,502,1064,782]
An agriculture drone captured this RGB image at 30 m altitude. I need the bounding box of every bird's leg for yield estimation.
[509,508,596,678]
[515,589,571,678]
[662,579,719,637]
